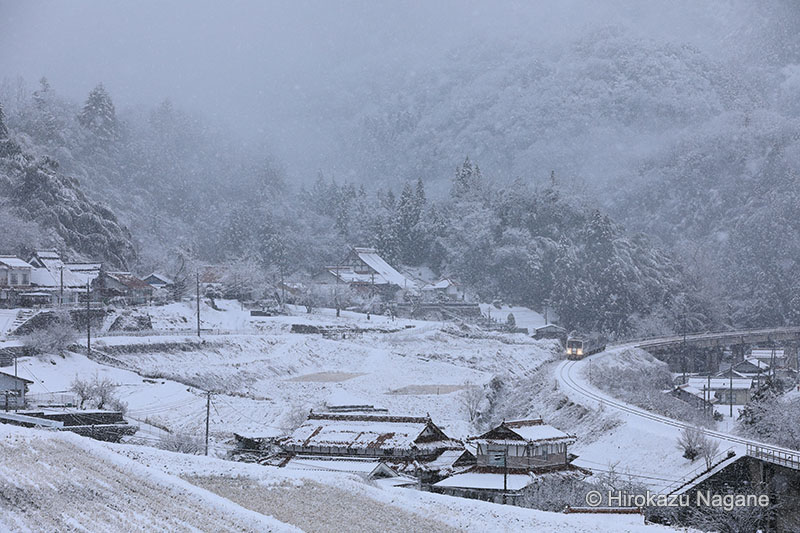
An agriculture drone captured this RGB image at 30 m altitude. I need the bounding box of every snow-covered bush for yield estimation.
[157,432,204,455]
[21,309,78,357]
[69,374,126,413]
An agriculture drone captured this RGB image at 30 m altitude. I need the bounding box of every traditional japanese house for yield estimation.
[432,419,585,504]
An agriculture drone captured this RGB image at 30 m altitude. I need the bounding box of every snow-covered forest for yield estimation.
[2,1,798,335]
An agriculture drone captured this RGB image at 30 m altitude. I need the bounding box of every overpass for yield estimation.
[635,326,800,373]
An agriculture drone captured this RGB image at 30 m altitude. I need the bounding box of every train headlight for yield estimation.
[577,349,583,356]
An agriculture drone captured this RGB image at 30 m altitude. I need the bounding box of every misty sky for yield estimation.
[0,1,771,180]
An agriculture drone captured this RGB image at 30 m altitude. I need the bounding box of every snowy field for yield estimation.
[0,302,702,530]
[2,302,558,447]
[0,423,684,533]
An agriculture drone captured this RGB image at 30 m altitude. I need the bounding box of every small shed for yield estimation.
[0,371,33,409]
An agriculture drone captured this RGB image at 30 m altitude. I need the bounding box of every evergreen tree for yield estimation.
[78,83,118,142]
[452,156,482,199]
[0,101,8,139]
[415,176,426,206]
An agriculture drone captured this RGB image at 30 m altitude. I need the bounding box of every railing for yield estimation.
[662,447,737,495]
[26,392,78,407]
[747,444,800,470]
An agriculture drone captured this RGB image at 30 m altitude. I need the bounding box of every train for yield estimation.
[565,333,607,360]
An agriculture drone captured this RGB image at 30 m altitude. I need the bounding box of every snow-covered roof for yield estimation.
[687,378,753,390]
[103,271,152,290]
[353,247,418,290]
[32,249,60,260]
[434,472,535,491]
[743,358,770,370]
[325,267,392,286]
[144,272,174,285]
[0,370,34,383]
[426,449,470,470]
[422,278,458,291]
[505,420,572,442]
[283,413,457,451]
[472,419,575,445]
[0,256,33,269]
[29,266,87,289]
[283,456,398,478]
[64,263,102,275]
[751,349,784,359]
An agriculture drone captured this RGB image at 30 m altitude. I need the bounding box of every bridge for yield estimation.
[635,326,800,373]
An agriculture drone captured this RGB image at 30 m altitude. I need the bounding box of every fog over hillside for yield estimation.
[2,1,796,185]
[1,1,799,330]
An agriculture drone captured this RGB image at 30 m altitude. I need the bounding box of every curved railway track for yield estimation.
[557,357,782,450]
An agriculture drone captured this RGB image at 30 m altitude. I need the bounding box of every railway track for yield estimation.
[556,353,800,466]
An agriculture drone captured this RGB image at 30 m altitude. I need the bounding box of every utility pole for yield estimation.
[196,272,201,337]
[682,308,687,384]
[86,280,91,356]
[59,266,63,307]
[729,374,733,418]
[707,374,711,418]
[502,446,508,505]
[205,390,211,456]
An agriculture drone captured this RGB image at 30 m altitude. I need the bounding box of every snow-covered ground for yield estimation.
[0,423,683,532]
[0,302,706,529]
[478,303,547,333]
[3,303,557,448]
[556,346,756,492]
[0,309,18,338]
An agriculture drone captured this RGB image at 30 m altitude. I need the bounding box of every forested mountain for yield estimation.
[2,7,798,333]
[0,102,135,267]
[619,109,800,328]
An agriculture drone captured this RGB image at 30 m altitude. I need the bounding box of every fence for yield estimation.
[747,444,800,470]
[26,392,78,407]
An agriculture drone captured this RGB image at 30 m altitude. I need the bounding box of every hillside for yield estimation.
[0,423,681,533]
[0,120,135,266]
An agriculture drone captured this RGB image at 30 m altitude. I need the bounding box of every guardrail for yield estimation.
[747,444,800,470]
[663,447,737,495]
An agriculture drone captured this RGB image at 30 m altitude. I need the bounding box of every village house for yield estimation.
[93,271,153,304]
[314,247,419,298]
[275,411,469,481]
[421,278,463,301]
[280,412,460,460]
[24,250,100,306]
[0,256,33,307]
[532,324,568,346]
[432,419,585,504]
[750,348,789,369]
[686,377,753,405]
[716,358,770,379]
[143,272,174,290]
[0,371,33,409]
[671,382,716,411]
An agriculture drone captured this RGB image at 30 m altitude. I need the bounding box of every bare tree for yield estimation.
[70,375,123,411]
[702,437,721,469]
[93,377,117,409]
[460,382,485,424]
[677,426,704,461]
[70,376,93,409]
